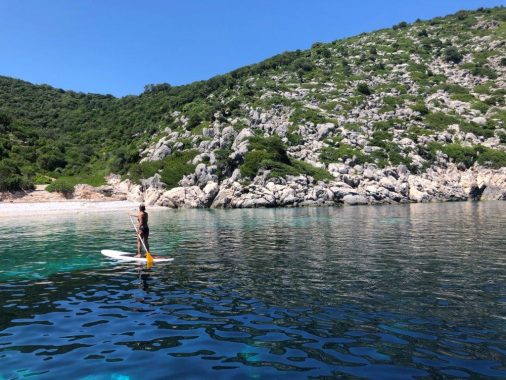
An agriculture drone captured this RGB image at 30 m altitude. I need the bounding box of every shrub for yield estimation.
[471,101,489,114]
[320,144,369,165]
[0,161,34,191]
[496,131,506,144]
[356,83,372,96]
[37,152,67,171]
[444,47,463,64]
[441,83,468,95]
[46,174,106,190]
[424,112,459,131]
[33,174,53,185]
[240,136,332,180]
[383,96,403,107]
[393,21,408,30]
[343,123,362,132]
[500,57,506,67]
[128,160,163,184]
[241,150,273,178]
[440,143,478,168]
[456,10,469,20]
[240,136,290,178]
[160,150,198,189]
[290,160,333,181]
[370,130,393,147]
[460,122,495,138]
[46,179,75,195]
[373,120,395,131]
[290,107,326,125]
[287,132,303,146]
[477,147,506,168]
[474,82,493,94]
[469,64,497,79]
[451,93,475,102]
[411,102,429,116]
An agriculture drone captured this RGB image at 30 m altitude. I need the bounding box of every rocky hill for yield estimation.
[2,7,506,207]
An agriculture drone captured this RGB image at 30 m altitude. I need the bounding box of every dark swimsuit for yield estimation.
[139,225,149,236]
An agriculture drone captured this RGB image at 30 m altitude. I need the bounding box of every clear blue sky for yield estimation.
[0,0,504,96]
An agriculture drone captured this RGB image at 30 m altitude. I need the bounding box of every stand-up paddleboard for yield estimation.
[101,249,174,263]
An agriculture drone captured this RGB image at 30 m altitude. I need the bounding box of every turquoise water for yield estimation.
[1,203,505,379]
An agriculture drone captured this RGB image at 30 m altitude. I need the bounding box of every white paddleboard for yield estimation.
[101,249,174,263]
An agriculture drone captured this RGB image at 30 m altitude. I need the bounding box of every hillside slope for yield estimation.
[1,7,506,206]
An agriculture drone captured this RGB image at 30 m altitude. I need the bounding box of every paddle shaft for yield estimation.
[129,214,150,254]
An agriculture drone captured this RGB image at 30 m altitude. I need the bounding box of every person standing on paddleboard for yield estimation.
[129,205,150,257]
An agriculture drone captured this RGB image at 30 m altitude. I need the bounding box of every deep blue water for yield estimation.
[1,202,505,379]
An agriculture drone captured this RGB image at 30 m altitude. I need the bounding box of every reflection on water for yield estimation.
[1,202,506,379]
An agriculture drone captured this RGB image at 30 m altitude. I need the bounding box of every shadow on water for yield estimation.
[1,202,506,379]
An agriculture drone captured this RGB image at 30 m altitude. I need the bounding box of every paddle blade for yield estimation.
[146,251,154,266]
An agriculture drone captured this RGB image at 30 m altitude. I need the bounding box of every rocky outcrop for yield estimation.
[109,163,506,208]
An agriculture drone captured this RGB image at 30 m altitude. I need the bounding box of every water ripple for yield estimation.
[1,202,506,378]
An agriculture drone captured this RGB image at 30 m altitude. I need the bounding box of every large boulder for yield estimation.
[141,173,165,190]
[232,128,254,150]
[220,126,237,148]
[481,185,506,200]
[158,186,206,208]
[342,194,368,205]
[316,123,335,140]
[144,188,163,205]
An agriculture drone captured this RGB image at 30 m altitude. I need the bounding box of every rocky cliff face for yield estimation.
[118,8,506,208]
[110,163,506,208]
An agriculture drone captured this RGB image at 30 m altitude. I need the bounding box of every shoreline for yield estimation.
[1,197,503,218]
[0,200,150,217]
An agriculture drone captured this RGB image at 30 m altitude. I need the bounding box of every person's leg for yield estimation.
[136,235,141,257]
[144,234,150,252]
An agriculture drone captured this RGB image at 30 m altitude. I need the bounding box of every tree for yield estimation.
[0,112,12,133]
[393,21,408,30]
[143,83,172,93]
[444,46,463,64]
[357,83,372,96]
[37,153,67,171]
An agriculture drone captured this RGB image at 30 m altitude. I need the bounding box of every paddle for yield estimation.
[129,214,154,267]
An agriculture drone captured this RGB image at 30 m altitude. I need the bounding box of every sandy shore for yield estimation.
[0,200,147,217]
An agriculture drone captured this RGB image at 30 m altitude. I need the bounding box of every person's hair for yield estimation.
[139,204,146,212]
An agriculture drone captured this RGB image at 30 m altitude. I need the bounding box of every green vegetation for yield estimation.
[424,112,459,130]
[393,21,408,30]
[240,136,332,180]
[320,144,369,165]
[467,64,498,79]
[443,46,463,64]
[356,83,372,96]
[46,174,107,194]
[0,159,34,191]
[477,147,506,168]
[460,121,495,138]
[160,150,198,188]
[0,6,505,190]
[411,102,429,116]
[46,179,75,195]
[424,143,506,169]
[290,107,326,125]
[128,150,198,189]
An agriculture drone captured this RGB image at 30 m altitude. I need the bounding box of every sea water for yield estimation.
[0,202,505,379]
